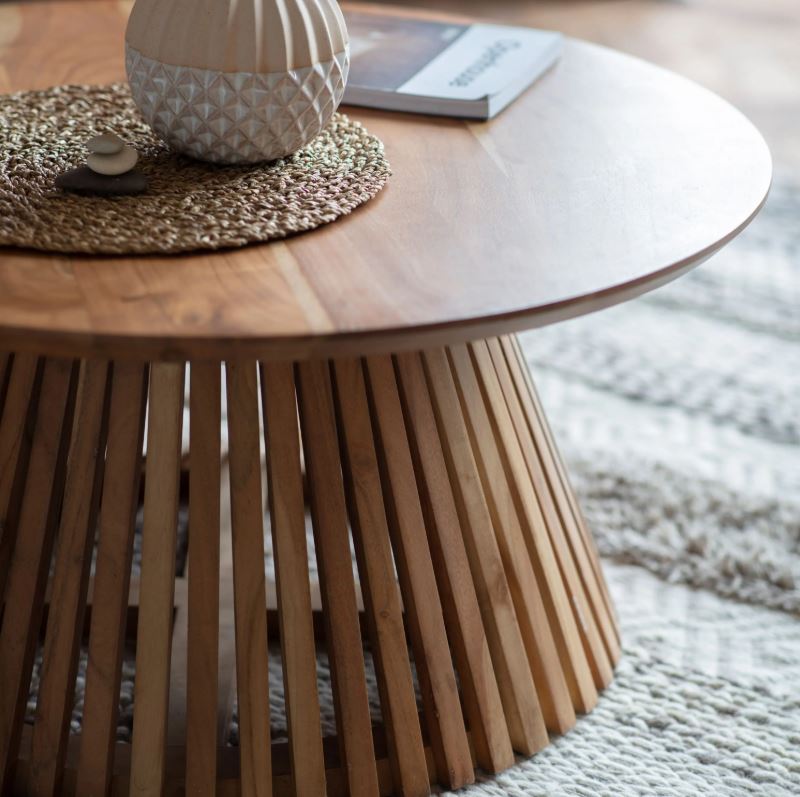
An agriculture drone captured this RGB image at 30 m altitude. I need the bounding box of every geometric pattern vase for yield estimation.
[126,45,349,164]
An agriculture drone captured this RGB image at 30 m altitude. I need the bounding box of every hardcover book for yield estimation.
[343,10,563,119]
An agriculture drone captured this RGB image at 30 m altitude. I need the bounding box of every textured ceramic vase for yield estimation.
[125,0,349,164]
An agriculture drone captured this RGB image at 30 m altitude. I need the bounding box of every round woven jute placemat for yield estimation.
[0,83,390,255]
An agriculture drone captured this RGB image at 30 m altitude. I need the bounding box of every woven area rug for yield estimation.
[24,180,800,794]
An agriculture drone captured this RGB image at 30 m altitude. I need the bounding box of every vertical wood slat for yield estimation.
[0,357,77,792]
[166,589,188,747]
[470,340,614,691]
[394,352,514,775]
[448,343,595,718]
[28,360,112,797]
[364,355,474,790]
[186,362,222,797]
[217,463,238,753]
[225,361,271,797]
[0,354,41,600]
[0,354,37,518]
[522,336,619,646]
[0,354,11,415]
[506,336,616,628]
[332,358,428,797]
[260,361,326,797]
[76,363,148,797]
[502,336,620,651]
[130,363,186,797]
[421,348,546,756]
[489,339,621,668]
[296,360,380,797]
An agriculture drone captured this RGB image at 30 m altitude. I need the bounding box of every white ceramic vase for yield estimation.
[125,0,349,164]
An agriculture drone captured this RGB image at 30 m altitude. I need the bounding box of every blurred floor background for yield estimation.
[390,0,799,173]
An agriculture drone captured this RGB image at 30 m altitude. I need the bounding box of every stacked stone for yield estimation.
[56,132,148,195]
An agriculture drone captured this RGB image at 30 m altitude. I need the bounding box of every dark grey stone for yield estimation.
[55,165,148,196]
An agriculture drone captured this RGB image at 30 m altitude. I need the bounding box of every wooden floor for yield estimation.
[389,0,800,172]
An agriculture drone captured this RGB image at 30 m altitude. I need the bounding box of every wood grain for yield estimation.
[260,361,326,797]
[296,359,380,797]
[76,362,148,797]
[0,354,40,602]
[0,2,771,361]
[27,360,110,797]
[186,361,222,797]
[0,354,10,415]
[364,355,474,790]
[469,340,613,690]
[225,361,272,797]
[394,351,513,774]
[0,358,76,793]
[130,362,186,796]
[447,343,584,725]
[422,348,545,755]
[332,357,429,797]
[502,336,620,655]
[494,338,620,664]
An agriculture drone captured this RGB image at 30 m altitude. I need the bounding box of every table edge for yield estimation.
[0,174,770,363]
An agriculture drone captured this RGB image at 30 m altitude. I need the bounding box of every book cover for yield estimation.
[343,11,563,119]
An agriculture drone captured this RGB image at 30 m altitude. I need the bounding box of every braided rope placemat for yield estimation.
[0,83,390,255]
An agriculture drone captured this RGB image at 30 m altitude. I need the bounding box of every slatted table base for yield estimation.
[0,336,620,797]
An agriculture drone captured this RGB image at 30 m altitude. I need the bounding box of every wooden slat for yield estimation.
[471,339,613,690]
[332,358,428,797]
[296,359,379,797]
[506,336,616,621]
[489,338,621,670]
[167,587,189,749]
[503,336,620,653]
[516,336,619,646]
[130,362,186,796]
[448,343,595,718]
[27,360,111,797]
[364,355,474,790]
[394,351,513,775]
[76,363,148,797]
[0,354,41,600]
[225,361,271,797]
[217,462,238,751]
[0,357,77,792]
[261,361,326,797]
[421,348,546,756]
[0,353,11,417]
[185,362,222,796]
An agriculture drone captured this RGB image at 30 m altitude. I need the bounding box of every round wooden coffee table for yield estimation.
[0,3,771,796]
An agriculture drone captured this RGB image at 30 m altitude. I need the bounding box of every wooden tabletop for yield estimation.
[0,1,771,362]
